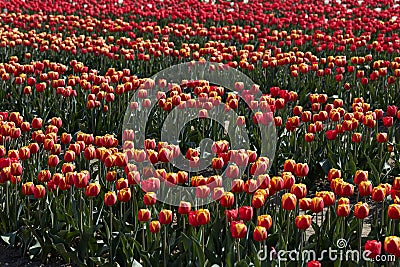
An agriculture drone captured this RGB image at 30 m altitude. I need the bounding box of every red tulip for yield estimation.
[159,209,173,225]
[354,202,370,219]
[85,183,101,197]
[388,204,400,220]
[117,188,131,202]
[364,240,381,258]
[138,209,151,222]
[178,201,192,215]
[295,215,312,230]
[238,206,253,221]
[149,220,161,233]
[33,185,46,199]
[282,193,297,210]
[104,191,117,206]
[253,226,267,242]
[230,221,247,239]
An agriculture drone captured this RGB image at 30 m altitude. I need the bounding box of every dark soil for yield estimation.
[0,244,73,267]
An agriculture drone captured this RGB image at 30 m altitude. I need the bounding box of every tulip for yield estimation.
[351,133,362,143]
[283,159,296,172]
[252,193,266,209]
[74,171,89,188]
[104,191,117,206]
[138,209,151,222]
[230,221,247,239]
[85,183,101,197]
[270,176,284,192]
[238,206,253,221]
[295,163,309,177]
[299,198,312,210]
[282,193,297,210]
[388,204,400,220]
[116,178,129,190]
[336,203,350,217]
[295,215,312,230]
[307,261,321,267]
[225,209,239,222]
[196,185,210,198]
[211,157,224,170]
[384,236,400,257]
[327,168,341,182]
[22,182,34,195]
[339,182,354,197]
[48,155,59,167]
[117,188,131,202]
[310,197,324,213]
[253,226,267,242]
[359,181,373,196]
[354,202,370,219]
[231,179,244,193]
[178,201,191,214]
[257,214,272,230]
[290,184,307,199]
[372,186,386,202]
[159,209,173,225]
[149,220,161,233]
[33,185,46,199]
[196,209,210,225]
[11,162,23,176]
[376,133,388,143]
[38,170,51,183]
[364,240,381,258]
[220,192,235,208]
[143,192,157,206]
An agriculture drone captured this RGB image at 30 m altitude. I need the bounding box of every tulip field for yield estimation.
[1,0,400,266]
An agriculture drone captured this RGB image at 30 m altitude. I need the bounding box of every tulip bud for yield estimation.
[220,192,235,208]
[354,202,370,219]
[138,209,151,222]
[336,203,350,217]
[253,226,267,242]
[299,198,312,210]
[364,240,381,258]
[282,193,297,210]
[33,185,46,199]
[196,209,210,225]
[22,182,35,195]
[257,214,272,230]
[359,181,373,196]
[388,204,400,220]
[159,209,173,224]
[178,201,192,214]
[149,220,161,233]
[295,215,312,230]
[230,221,247,239]
[290,183,307,199]
[372,186,386,202]
[310,197,324,213]
[384,236,400,257]
[85,183,101,197]
[143,192,157,206]
[238,206,253,221]
[104,191,117,206]
[117,188,131,202]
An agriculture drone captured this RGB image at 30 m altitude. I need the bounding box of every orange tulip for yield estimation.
[354,202,370,219]
[253,226,267,242]
[282,193,297,210]
[295,215,312,230]
[159,209,173,225]
[104,191,117,206]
